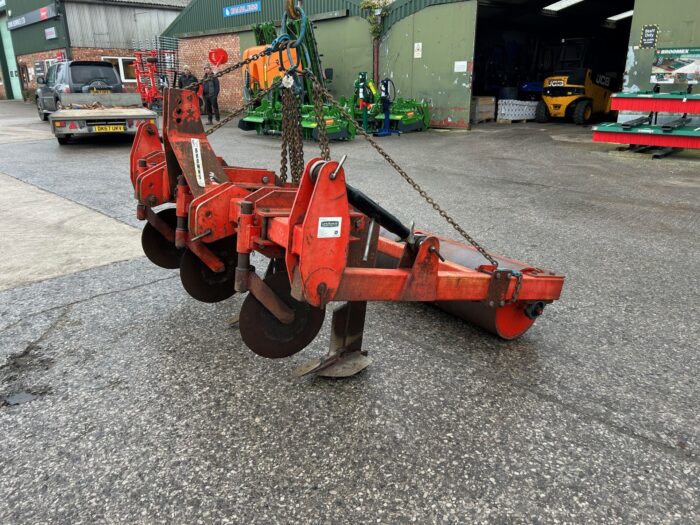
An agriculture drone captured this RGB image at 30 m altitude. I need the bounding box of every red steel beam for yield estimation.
[611,97,700,114]
[593,130,700,149]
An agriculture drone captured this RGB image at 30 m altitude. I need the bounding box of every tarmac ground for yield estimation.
[0,99,698,523]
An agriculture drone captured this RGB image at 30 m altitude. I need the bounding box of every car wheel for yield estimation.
[56,99,64,111]
[37,100,48,121]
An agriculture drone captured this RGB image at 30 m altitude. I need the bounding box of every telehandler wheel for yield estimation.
[535,101,550,123]
[573,99,593,125]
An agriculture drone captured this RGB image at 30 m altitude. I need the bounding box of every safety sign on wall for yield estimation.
[640,25,659,49]
[414,43,423,59]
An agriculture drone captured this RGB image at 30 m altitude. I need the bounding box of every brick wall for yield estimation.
[71,47,134,61]
[16,49,68,92]
[71,47,138,93]
[179,33,243,111]
[16,48,139,93]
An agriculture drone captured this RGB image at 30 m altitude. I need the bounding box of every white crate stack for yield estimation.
[497,100,539,122]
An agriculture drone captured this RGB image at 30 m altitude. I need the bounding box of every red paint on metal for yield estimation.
[611,96,700,113]
[593,130,700,149]
[129,88,565,343]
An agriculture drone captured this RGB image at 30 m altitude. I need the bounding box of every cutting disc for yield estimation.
[239,272,325,359]
[141,208,183,269]
[179,236,238,303]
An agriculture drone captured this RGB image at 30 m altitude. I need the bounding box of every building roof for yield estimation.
[69,0,191,8]
[163,0,465,38]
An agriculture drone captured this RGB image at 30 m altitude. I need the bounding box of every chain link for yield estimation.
[505,271,523,305]
[312,79,330,161]
[179,44,498,268]
[303,72,499,267]
[280,84,305,183]
[184,43,291,93]
[204,79,281,136]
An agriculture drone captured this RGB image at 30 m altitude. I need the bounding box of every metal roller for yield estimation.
[376,232,543,340]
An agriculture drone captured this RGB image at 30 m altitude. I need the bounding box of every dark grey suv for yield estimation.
[36,61,124,120]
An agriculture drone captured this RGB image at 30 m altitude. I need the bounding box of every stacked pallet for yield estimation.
[497,100,539,123]
[471,96,496,123]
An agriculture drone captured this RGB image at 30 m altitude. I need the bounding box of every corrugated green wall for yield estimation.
[6,0,70,56]
[165,0,363,38]
[164,0,467,38]
[314,16,372,98]
[380,1,477,127]
[624,0,700,91]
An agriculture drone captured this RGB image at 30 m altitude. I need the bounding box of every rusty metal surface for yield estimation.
[239,272,325,359]
[247,272,295,325]
[141,208,182,270]
[164,88,226,198]
[179,237,237,304]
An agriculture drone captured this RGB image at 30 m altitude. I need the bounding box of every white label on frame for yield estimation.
[191,138,205,187]
[317,217,342,239]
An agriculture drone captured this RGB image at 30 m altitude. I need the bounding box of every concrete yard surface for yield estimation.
[0,172,143,291]
[0,100,698,523]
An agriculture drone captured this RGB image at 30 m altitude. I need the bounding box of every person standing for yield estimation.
[177,65,198,91]
[202,65,221,125]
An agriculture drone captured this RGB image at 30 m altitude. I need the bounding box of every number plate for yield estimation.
[93,125,125,133]
[90,89,110,94]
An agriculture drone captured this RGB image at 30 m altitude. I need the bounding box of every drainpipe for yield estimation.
[372,7,384,82]
[373,38,379,82]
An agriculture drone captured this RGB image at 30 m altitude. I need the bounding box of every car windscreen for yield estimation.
[69,64,120,85]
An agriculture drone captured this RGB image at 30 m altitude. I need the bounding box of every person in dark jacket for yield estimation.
[177,65,198,91]
[202,65,221,125]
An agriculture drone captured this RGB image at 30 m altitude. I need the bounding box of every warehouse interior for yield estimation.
[473,0,636,99]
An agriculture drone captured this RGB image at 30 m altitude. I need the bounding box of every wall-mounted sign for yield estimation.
[640,25,659,49]
[454,61,468,73]
[651,48,700,85]
[223,1,261,18]
[7,4,58,30]
[45,27,57,40]
[414,42,423,59]
[34,61,45,77]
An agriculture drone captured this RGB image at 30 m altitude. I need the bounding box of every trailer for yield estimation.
[49,93,157,145]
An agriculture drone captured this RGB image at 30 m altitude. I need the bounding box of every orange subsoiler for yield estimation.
[131,88,564,377]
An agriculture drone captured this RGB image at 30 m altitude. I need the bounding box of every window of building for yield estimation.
[102,57,137,83]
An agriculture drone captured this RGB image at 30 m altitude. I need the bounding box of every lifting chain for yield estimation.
[205,79,281,136]
[280,81,305,183]
[303,71,499,268]
[178,40,498,268]
[312,78,330,161]
[184,44,290,93]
